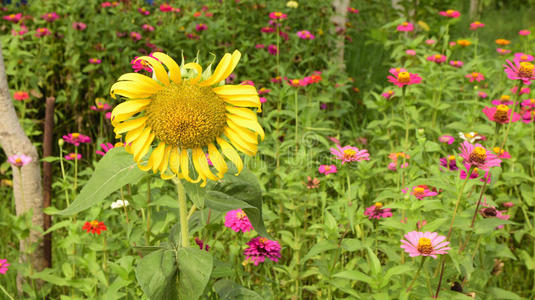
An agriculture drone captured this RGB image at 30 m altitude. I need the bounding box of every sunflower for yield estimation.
[109,50,264,186]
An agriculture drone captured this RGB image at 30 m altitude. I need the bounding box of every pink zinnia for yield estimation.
[8,154,32,168]
[89,58,101,64]
[267,44,278,55]
[297,30,315,40]
[491,147,511,159]
[35,28,51,38]
[0,259,10,274]
[504,58,535,84]
[400,231,450,259]
[11,24,28,37]
[483,105,521,124]
[96,142,119,156]
[90,101,112,112]
[514,53,534,62]
[130,31,142,41]
[382,90,395,99]
[480,200,510,229]
[318,164,337,175]
[42,12,59,22]
[469,21,485,30]
[425,39,436,45]
[387,69,422,87]
[460,163,491,183]
[13,91,29,101]
[63,133,91,146]
[522,98,535,108]
[466,72,484,82]
[269,12,287,20]
[138,8,150,16]
[427,54,447,64]
[439,155,458,171]
[449,60,463,68]
[459,141,501,171]
[195,23,208,32]
[243,237,281,265]
[72,22,87,30]
[397,22,414,32]
[497,48,511,55]
[3,13,22,23]
[406,49,416,56]
[195,237,210,251]
[330,145,369,164]
[438,9,460,18]
[403,185,438,200]
[347,7,359,14]
[225,209,253,233]
[66,153,82,161]
[479,91,488,98]
[160,3,173,12]
[511,86,530,95]
[364,203,393,220]
[438,135,454,144]
[491,95,513,106]
[261,26,275,33]
[519,29,531,36]
[142,24,155,32]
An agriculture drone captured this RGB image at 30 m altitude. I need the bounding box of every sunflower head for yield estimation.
[110,50,264,186]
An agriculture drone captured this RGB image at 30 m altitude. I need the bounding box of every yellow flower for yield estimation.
[286,0,298,8]
[110,51,264,186]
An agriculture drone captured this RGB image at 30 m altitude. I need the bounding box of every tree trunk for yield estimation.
[0,45,47,281]
[469,0,479,19]
[331,0,350,70]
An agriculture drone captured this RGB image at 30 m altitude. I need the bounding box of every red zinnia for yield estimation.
[82,220,107,234]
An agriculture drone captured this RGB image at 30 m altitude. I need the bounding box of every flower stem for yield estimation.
[74,147,78,195]
[460,179,488,254]
[0,283,14,300]
[175,178,189,247]
[435,167,473,297]
[407,256,426,292]
[59,146,70,207]
[294,89,299,154]
[500,80,523,150]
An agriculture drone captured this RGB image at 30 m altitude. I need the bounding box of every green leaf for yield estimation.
[135,249,178,300]
[302,240,338,262]
[367,248,382,276]
[213,279,263,300]
[42,220,72,235]
[333,270,372,284]
[489,287,522,299]
[54,148,145,216]
[475,218,513,234]
[204,166,268,237]
[177,247,213,300]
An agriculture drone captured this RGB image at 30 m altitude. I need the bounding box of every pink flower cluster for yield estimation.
[244,237,281,265]
[364,203,392,220]
[297,30,315,40]
[63,133,91,146]
[225,209,253,232]
[330,145,370,164]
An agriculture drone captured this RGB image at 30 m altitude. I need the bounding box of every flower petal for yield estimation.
[151,52,181,84]
[135,56,170,85]
[216,137,243,175]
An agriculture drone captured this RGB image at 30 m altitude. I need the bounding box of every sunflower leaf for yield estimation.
[52,148,145,216]
[135,249,178,300]
[205,165,269,238]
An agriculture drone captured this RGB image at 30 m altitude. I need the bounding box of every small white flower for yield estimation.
[458,132,482,143]
[111,200,129,209]
[286,1,298,8]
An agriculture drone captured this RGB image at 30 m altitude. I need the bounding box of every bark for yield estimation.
[330,0,350,70]
[469,0,479,19]
[0,45,47,275]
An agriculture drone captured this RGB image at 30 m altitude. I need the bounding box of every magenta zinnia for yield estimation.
[459,141,501,171]
[483,105,521,124]
[364,203,392,220]
[225,209,253,233]
[400,231,450,259]
[387,69,422,87]
[63,133,91,146]
[330,145,370,164]
[243,237,281,265]
[504,58,535,84]
[0,259,10,274]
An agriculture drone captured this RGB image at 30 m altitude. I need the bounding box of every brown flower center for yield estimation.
[493,105,510,123]
[519,62,534,78]
[470,147,487,164]
[398,72,410,83]
[417,237,433,254]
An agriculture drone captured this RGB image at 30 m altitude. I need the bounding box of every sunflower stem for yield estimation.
[175,178,190,248]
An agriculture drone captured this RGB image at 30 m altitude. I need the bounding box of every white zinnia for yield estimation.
[111,200,129,209]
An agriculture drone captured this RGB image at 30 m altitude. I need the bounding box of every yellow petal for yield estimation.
[216,137,243,175]
[111,100,150,122]
[224,128,256,156]
[207,143,228,178]
[225,106,258,120]
[138,161,152,171]
[159,144,172,174]
[149,142,166,173]
[180,150,201,183]
[136,132,155,162]
[125,125,146,144]
[114,116,148,134]
[227,114,264,141]
[110,89,153,100]
[220,50,241,83]
[183,63,202,84]
[118,73,163,89]
[221,95,262,112]
[169,146,180,174]
[213,84,257,96]
[160,172,176,180]
[193,148,218,181]
[199,53,231,86]
[151,53,181,84]
[130,128,151,159]
[226,119,258,144]
[135,56,170,86]
[110,81,156,96]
